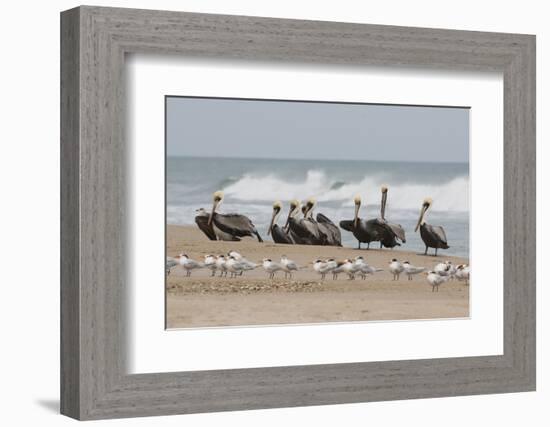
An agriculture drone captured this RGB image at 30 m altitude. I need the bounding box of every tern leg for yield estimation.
[424,246,428,255]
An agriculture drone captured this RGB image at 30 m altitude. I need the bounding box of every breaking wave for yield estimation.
[222,170,469,212]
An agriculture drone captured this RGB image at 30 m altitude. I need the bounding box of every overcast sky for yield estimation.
[166,96,469,163]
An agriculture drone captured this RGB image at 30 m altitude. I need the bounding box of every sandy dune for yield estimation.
[166,225,469,328]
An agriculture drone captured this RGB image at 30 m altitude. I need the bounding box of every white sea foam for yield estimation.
[222,170,469,212]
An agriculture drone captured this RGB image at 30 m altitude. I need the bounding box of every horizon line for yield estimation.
[166,154,469,165]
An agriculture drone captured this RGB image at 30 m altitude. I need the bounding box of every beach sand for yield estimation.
[167,225,469,328]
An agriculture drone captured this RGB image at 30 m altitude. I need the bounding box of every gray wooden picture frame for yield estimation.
[60,5,536,420]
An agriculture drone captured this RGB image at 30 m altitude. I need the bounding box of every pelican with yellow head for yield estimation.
[195,190,263,242]
[415,197,449,256]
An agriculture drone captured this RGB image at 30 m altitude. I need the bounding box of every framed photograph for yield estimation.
[61,6,535,420]
[164,96,472,330]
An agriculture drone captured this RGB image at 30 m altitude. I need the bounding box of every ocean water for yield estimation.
[167,156,470,258]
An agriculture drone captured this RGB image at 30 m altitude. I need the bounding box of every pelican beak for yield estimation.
[208,199,219,226]
[284,206,294,229]
[353,201,360,228]
[267,208,278,236]
[414,205,427,232]
[381,191,387,219]
[304,203,314,219]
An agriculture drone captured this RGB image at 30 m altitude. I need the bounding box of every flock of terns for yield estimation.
[167,251,470,292]
[194,186,450,255]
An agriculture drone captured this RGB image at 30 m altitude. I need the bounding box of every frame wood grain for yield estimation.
[60,5,536,420]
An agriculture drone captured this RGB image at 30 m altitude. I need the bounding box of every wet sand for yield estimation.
[167,225,469,328]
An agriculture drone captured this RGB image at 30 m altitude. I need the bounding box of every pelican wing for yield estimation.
[271,224,294,244]
[317,222,342,246]
[288,218,317,244]
[302,219,322,241]
[365,218,385,239]
[339,219,355,232]
[317,212,342,245]
[386,222,406,243]
[195,214,217,240]
[316,212,336,226]
[213,213,263,242]
[427,224,448,245]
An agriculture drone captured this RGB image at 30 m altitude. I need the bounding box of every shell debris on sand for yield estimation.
[168,279,326,295]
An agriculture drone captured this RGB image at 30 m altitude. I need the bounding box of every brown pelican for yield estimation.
[368,186,406,249]
[285,199,320,245]
[304,198,342,246]
[267,201,294,244]
[207,191,263,242]
[339,195,379,249]
[414,197,449,256]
